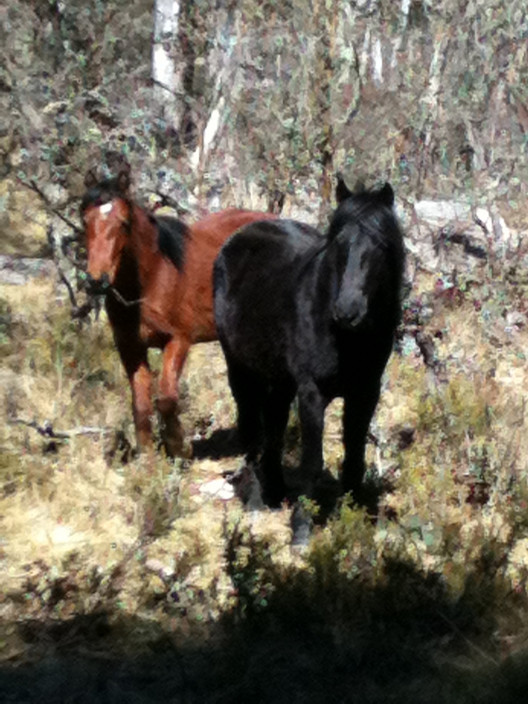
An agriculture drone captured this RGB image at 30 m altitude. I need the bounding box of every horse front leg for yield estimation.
[342,378,381,501]
[291,382,326,544]
[157,337,190,458]
[118,343,153,452]
[260,382,296,507]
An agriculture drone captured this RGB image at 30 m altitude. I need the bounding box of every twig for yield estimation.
[16,176,82,236]
[109,287,145,307]
[9,417,113,439]
[151,190,190,216]
[54,261,95,320]
[55,262,79,308]
[436,227,487,260]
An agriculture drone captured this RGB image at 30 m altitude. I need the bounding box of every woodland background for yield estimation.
[1,2,528,702]
[2,0,528,250]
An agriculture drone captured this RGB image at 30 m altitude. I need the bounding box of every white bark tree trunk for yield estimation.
[189,7,238,173]
[189,97,226,169]
[152,0,183,128]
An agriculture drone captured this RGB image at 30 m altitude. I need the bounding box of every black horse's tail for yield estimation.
[213,254,228,333]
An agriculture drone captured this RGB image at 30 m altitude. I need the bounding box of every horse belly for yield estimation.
[229,311,292,378]
[215,229,318,383]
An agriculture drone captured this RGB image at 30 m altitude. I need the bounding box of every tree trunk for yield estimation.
[152,0,183,129]
[313,0,338,215]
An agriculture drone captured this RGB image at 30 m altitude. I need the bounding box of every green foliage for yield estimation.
[416,375,492,441]
[223,518,276,619]
[308,500,380,585]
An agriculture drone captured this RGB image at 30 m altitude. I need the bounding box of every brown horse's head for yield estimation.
[81,165,133,290]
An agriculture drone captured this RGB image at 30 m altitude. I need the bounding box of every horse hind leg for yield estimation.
[227,362,265,463]
[260,383,295,508]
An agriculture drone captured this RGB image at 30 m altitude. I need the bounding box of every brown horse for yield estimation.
[81,166,275,457]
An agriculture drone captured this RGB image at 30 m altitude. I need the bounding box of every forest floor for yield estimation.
[1,260,528,702]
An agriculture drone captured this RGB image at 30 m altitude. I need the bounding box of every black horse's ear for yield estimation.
[353,180,366,193]
[84,169,98,189]
[116,163,131,193]
[335,173,353,203]
[379,182,394,207]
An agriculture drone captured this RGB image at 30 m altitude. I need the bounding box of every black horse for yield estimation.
[213,178,405,542]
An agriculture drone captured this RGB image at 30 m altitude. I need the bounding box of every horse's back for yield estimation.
[214,219,323,376]
[217,219,322,279]
[190,208,276,245]
[215,219,322,317]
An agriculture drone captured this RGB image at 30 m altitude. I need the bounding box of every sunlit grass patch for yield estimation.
[2,267,528,701]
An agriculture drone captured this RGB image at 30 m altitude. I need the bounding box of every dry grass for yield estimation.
[1,267,528,702]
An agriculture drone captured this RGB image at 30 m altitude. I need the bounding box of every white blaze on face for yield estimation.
[99,202,113,218]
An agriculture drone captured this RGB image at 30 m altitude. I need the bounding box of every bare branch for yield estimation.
[16,176,82,237]
[9,417,113,439]
[54,261,95,320]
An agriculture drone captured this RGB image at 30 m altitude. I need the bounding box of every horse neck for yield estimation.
[108,202,159,301]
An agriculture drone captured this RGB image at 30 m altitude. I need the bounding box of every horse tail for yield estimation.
[213,254,228,331]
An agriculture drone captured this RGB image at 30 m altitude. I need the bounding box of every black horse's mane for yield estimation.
[80,176,189,271]
[297,184,402,276]
[326,184,400,249]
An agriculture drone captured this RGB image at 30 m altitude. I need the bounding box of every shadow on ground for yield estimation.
[1,552,526,704]
[192,428,240,460]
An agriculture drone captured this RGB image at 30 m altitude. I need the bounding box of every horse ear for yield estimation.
[116,164,131,194]
[335,173,353,203]
[379,182,394,207]
[84,169,98,189]
[353,180,366,193]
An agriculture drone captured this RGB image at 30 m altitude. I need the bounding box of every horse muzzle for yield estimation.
[332,300,368,331]
[85,272,112,295]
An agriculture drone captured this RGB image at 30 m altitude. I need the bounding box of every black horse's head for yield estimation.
[330,177,404,332]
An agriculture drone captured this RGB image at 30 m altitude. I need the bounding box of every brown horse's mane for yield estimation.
[153,215,189,271]
[80,175,122,213]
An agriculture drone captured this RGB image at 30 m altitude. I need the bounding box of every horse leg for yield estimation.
[341,377,382,500]
[118,343,153,451]
[291,382,326,544]
[157,337,190,458]
[260,383,295,507]
[227,361,265,463]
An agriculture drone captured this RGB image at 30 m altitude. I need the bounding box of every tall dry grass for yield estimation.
[1,266,528,702]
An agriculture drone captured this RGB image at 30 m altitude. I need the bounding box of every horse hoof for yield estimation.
[162,436,192,460]
[103,430,134,465]
[228,463,264,509]
[261,490,285,510]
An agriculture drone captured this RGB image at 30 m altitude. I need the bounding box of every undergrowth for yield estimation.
[1,271,528,702]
